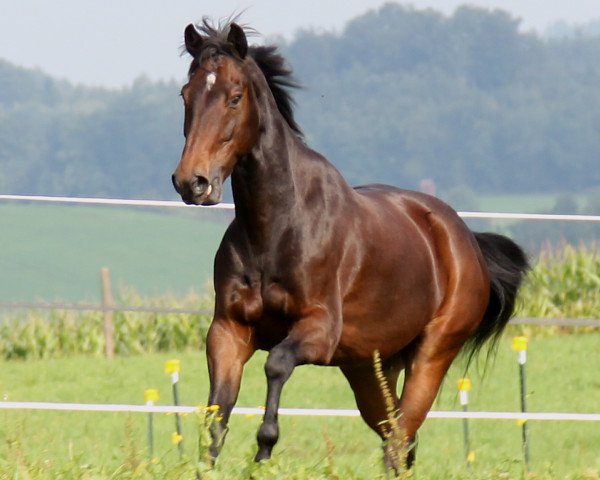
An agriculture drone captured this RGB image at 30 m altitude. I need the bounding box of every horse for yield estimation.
[171,19,529,473]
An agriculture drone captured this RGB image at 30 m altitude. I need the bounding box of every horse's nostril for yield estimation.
[192,175,210,196]
[172,172,212,203]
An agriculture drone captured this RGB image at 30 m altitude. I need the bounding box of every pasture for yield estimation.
[2,333,600,479]
[0,203,229,302]
[1,199,599,478]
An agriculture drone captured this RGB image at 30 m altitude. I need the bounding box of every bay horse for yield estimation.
[171,19,529,472]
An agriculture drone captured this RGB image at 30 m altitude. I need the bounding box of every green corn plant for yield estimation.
[0,288,213,360]
[517,243,600,319]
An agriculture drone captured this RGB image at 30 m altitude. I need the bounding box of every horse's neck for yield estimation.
[231,124,300,245]
[231,124,351,254]
[231,68,354,253]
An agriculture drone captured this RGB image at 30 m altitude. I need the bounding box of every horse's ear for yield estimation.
[184,24,203,57]
[227,23,248,59]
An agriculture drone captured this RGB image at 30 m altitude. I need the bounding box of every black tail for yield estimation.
[466,232,530,356]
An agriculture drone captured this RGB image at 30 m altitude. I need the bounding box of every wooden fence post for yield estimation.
[100,267,115,359]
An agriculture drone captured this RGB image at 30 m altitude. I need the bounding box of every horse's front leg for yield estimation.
[255,306,340,462]
[205,317,255,462]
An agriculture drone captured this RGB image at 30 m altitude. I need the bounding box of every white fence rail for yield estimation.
[0,194,233,210]
[2,194,600,222]
[1,401,599,422]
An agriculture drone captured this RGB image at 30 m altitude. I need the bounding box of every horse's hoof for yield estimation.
[254,448,272,463]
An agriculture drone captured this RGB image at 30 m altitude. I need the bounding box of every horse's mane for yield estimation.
[187,18,302,136]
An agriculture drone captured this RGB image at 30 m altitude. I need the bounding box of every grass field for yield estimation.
[2,333,599,479]
[0,203,230,302]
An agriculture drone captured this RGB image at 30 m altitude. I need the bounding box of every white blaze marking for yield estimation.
[206,72,216,91]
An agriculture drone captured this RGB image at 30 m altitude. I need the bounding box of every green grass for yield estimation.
[2,334,600,478]
[0,203,229,302]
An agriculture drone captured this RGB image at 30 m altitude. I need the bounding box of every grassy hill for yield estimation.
[0,203,230,302]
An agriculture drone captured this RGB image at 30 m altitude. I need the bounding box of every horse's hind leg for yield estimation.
[340,357,410,474]
[396,318,476,462]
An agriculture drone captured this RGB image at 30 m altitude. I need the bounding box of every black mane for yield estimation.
[187,19,302,136]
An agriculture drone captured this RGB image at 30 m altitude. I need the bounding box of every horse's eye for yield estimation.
[230,95,242,107]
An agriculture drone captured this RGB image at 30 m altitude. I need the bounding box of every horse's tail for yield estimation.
[466,232,530,356]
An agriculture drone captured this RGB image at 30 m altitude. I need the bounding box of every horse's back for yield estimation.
[354,184,463,223]
[352,184,478,254]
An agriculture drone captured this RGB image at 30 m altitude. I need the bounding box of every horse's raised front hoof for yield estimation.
[254,447,273,463]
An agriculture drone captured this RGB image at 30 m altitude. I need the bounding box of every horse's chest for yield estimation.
[221,262,310,348]
[249,281,299,349]
[261,281,297,316]
[227,278,297,323]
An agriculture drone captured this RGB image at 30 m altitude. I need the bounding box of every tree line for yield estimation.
[1,4,599,202]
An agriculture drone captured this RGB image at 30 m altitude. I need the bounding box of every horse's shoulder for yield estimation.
[215,219,251,270]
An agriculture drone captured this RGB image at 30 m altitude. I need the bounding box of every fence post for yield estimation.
[513,336,530,472]
[458,378,474,468]
[144,388,159,459]
[165,359,184,457]
[100,267,115,359]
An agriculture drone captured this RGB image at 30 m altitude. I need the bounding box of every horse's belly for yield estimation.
[332,240,440,365]
[331,299,432,366]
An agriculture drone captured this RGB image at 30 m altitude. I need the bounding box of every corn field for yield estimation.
[0,289,213,360]
[517,243,600,318]
[0,244,598,360]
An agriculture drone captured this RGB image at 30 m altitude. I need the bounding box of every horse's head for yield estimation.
[172,22,259,205]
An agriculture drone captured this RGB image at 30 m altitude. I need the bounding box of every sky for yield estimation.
[1,0,599,88]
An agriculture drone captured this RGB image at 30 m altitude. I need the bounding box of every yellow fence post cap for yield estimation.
[512,336,528,351]
[165,359,181,374]
[144,388,160,403]
[457,378,472,392]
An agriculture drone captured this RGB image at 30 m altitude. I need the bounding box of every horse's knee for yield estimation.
[264,345,295,381]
